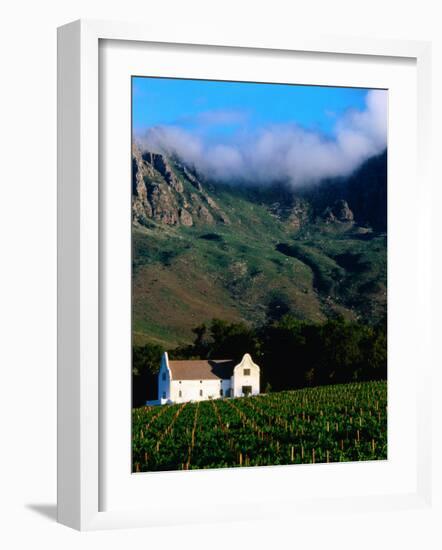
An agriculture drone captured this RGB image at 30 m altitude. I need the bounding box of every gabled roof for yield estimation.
[168,359,236,381]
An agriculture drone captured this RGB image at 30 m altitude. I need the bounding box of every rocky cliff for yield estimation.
[322,199,354,224]
[133,144,386,235]
[132,144,230,228]
[132,146,387,347]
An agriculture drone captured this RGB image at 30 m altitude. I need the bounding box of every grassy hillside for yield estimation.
[132,176,386,347]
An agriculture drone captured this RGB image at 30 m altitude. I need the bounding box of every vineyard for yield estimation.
[132,381,387,472]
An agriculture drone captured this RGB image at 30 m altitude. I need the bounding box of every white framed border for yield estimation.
[101,38,417,512]
[57,19,432,531]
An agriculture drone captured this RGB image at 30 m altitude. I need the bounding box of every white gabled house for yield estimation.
[152,352,260,404]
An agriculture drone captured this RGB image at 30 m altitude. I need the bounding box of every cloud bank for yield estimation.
[136,90,387,187]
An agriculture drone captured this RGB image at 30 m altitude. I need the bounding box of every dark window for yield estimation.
[220,389,223,396]
[200,380,202,383]
[243,368,250,376]
[162,372,166,381]
[199,389,203,397]
[179,390,182,397]
[242,385,252,396]
[162,391,166,398]
[179,380,182,384]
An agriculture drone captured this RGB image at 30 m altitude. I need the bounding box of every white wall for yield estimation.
[1,1,441,549]
[170,378,229,402]
[232,354,260,397]
[157,353,171,402]
[167,354,259,403]
[160,351,234,403]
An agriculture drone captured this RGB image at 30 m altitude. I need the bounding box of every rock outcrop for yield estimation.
[133,146,364,232]
[132,145,230,228]
[269,197,311,230]
[322,199,354,224]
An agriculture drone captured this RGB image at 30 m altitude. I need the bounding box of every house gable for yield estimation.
[158,352,172,402]
[156,352,260,403]
[232,353,260,397]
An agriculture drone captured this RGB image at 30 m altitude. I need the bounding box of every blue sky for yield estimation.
[133,77,371,138]
[132,77,387,186]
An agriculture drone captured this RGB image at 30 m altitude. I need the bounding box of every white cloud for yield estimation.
[136,90,387,187]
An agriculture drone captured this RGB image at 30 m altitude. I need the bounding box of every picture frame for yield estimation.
[57,19,432,531]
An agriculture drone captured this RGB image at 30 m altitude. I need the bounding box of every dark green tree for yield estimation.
[132,342,163,406]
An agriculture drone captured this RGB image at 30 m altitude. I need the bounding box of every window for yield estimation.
[199,389,203,397]
[242,385,252,396]
[162,391,166,399]
[179,380,182,384]
[243,368,250,376]
[220,388,223,396]
[179,390,182,397]
[162,372,166,381]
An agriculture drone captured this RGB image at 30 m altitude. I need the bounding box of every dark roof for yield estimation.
[168,359,236,380]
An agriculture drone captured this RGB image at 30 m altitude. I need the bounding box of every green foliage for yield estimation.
[132,172,387,348]
[133,315,386,405]
[175,315,387,393]
[266,290,292,321]
[172,319,261,363]
[207,319,260,361]
[132,381,387,472]
[132,343,163,406]
[276,242,344,295]
[132,343,163,376]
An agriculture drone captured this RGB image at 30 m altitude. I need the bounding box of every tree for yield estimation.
[132,343,163,406]
[207,319,260,362]
[191,323,208,356]
[359,321,387,380]
[316,318,364,384]
[138,315,388,407]
[258,315,308,391]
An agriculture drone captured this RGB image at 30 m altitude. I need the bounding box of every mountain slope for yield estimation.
[132,146,387,347]
[301,151,387,231]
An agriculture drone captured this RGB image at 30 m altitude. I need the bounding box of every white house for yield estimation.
[152,352,260,404]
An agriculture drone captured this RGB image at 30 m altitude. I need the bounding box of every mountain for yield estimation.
[132,145,387,348]
[132,144,230,228]
[301,151,387,232]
